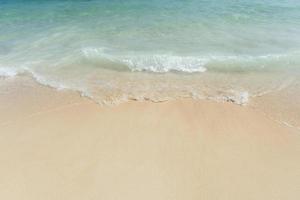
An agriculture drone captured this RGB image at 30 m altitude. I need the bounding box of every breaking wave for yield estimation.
[81,48,300,73]
[1,48,299,106]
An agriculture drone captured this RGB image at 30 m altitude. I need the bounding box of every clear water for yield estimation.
[1,0,300,104]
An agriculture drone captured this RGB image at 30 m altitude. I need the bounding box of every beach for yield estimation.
[1,0,300,199]
[0,76,299,199]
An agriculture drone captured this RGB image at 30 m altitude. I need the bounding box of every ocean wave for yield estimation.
[82,48,208,73]
[81,48,300,73]
[1,48,299,107]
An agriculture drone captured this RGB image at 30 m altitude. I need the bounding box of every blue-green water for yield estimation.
[1,0,300,104]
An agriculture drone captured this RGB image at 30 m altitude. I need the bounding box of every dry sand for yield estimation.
[0,76,300,200]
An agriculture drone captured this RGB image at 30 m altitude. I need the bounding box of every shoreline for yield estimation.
[1,74,299,132]
[0,75,300,199]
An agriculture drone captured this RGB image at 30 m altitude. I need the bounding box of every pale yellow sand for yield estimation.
[0,76,300,200]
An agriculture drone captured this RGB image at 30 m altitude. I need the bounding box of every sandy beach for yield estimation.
[0,76,299,200]
[1,0,300,199]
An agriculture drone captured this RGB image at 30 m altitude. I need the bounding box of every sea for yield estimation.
[1,0,300,107]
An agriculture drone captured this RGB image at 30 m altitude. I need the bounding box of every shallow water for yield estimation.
[0,0,300,105]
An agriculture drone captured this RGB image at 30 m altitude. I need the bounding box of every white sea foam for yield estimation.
[0,65,71,92]
[29,71,71,91]
[81,47,300,73]
[121,55,207,73]
[0,67,20,78]
[223,91,249,105]
[82,48,208,73]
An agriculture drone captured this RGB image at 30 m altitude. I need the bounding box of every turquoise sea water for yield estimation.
[1,0,300,104]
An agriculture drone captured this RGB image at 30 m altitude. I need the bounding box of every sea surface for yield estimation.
[1,0,300,106]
